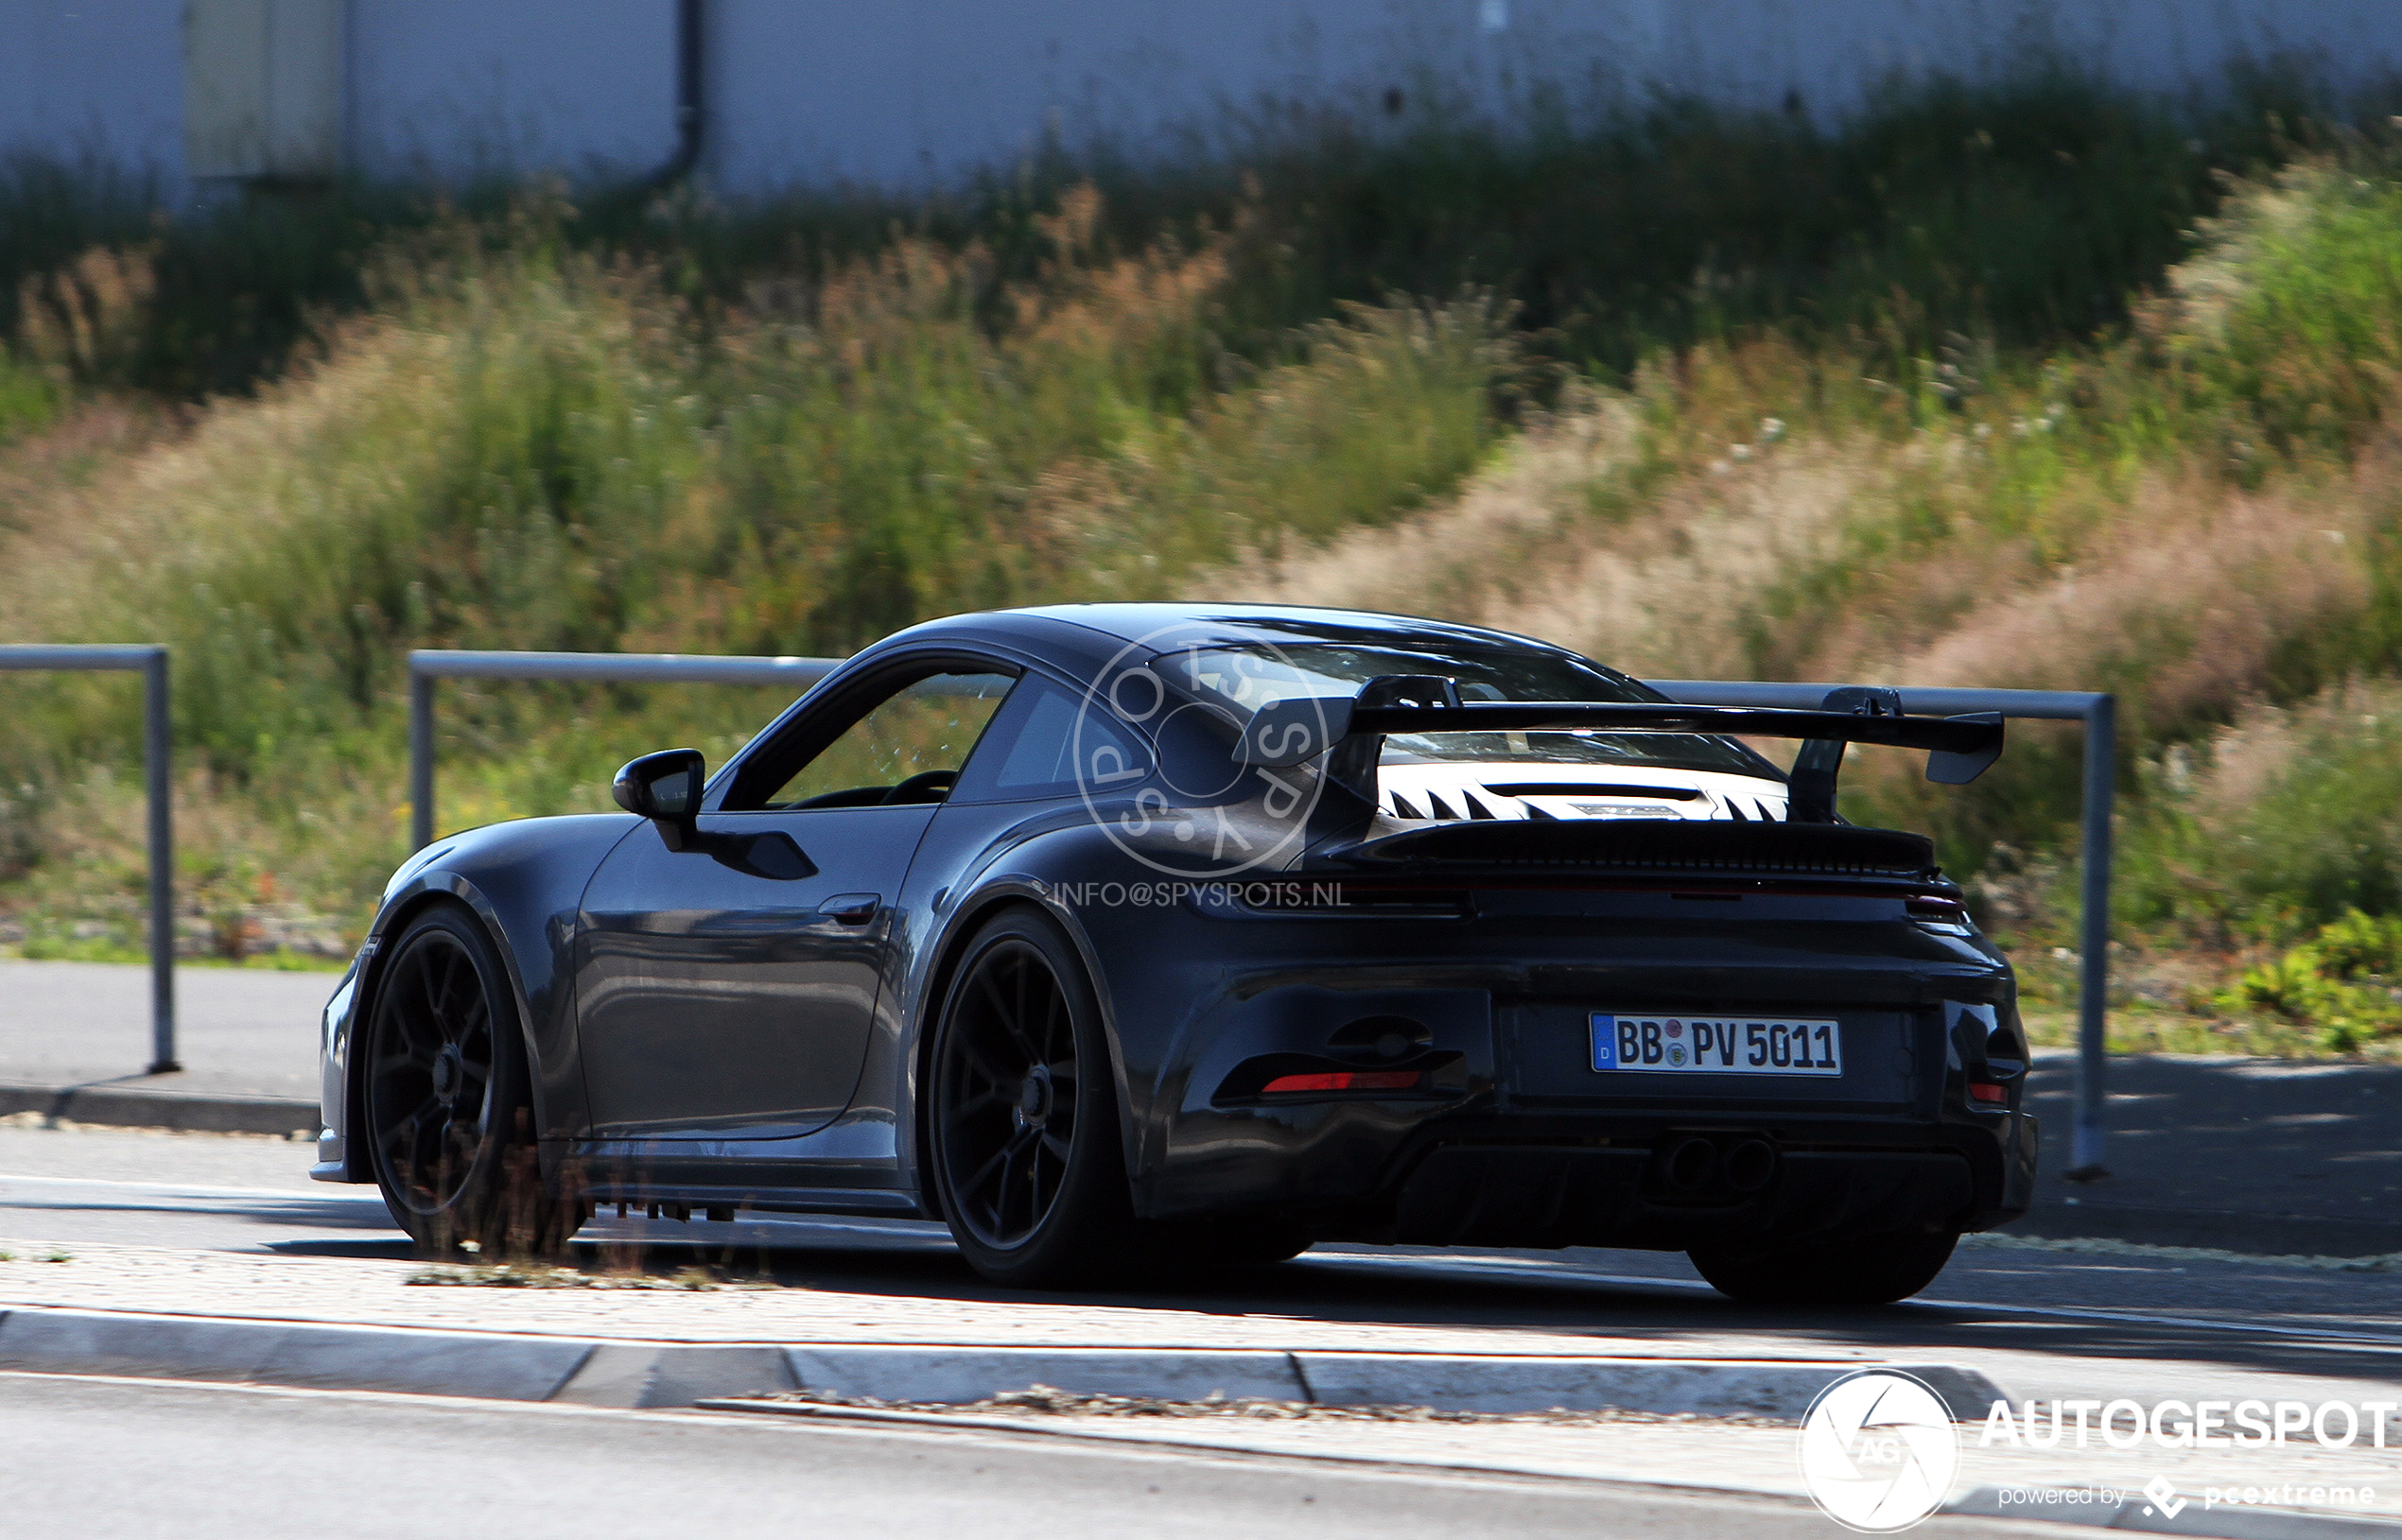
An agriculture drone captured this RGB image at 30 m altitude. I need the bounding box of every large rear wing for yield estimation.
[1233,676,2003,822]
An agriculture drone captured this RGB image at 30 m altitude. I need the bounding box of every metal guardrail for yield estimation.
[406,650,840,853]
[0,645,178,1073]
[1647,681,2115,1179]
[403,649,2116,1175]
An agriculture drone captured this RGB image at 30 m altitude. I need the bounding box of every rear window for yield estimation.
[1154,641,1773,779]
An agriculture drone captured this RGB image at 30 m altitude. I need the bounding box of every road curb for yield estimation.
[0,1304,2004,1416]
[0,1082,318,1137]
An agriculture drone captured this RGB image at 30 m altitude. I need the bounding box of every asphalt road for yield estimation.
[7,956,2399,1259]
[5,1122,2402,1410]
[0,1371,2067,1540]
[0,960,332,1099]
[9,1125,2402,1537]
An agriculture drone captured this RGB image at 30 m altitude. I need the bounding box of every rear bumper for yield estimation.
[1106,881,2032,1250]
[1387,1121,2033,1250]
[1153,1105,2036,1249]
[1153,1106,2034,1250]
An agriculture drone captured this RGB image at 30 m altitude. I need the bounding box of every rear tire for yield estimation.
[1689,1229,1958,1306]
[928,909,1140,1289]
[361,904,584,1258]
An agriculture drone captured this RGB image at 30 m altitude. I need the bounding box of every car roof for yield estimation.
[992,602,1588,660]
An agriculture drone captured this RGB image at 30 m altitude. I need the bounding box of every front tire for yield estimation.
[928,909,1139,1288]
[1689,1229,1959,1306]
[361,904,582,1257]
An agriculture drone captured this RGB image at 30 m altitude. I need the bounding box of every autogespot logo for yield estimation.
[1798,1370,1962,1532]
[1071,628,1330,878]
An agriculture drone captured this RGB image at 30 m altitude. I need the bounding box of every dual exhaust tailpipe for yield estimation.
[1656,1133,1778,1201]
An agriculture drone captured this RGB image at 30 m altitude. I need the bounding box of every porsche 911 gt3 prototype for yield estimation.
[313,604,2033,1304]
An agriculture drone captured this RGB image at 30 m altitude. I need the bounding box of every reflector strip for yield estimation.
[1968,1081,2007,1104]
[1260,1070,1424,1095]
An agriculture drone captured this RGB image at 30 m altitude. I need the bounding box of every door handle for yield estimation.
[816,892,882,925]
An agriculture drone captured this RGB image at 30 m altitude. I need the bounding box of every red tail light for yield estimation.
[1261,1070,1424,1095]
[1967,1081,2007,1105]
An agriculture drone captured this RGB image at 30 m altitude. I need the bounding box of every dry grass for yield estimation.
[1202,372,2382,733]
[1203,389,1637,621]
[0,197,1509,944]
[2184,677,2402,820]
[0,316,455,643]
[1852,460,2378,710]
[1207,384,1906,682]
[9,128,2402,1016]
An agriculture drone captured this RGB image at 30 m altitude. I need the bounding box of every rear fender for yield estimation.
[905,877,1135,1220]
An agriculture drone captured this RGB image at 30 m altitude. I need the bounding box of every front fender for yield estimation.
[316,870,536,1183]
[315,814,637,1183]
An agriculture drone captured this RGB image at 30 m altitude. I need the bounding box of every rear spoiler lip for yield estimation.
[1300,815,1941,881]
[1237,699,2005,785]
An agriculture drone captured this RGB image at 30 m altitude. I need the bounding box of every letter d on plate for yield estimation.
[1590,1012,1618,1069]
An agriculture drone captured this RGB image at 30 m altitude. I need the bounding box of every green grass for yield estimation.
[0,348,52,441]
[0,193,1513,930]
[1619,131,2402,928]
[7,69,2402,1045]
[2018,1008,2375,1059]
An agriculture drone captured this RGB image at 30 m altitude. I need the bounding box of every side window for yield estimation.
[952,674,1152,803]
[754,670,1018,809]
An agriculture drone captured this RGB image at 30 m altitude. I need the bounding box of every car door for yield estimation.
[575,665,1018,1139]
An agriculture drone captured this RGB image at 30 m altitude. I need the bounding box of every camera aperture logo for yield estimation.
[1071,630,1329,878]
[1799,1371,1961,1532]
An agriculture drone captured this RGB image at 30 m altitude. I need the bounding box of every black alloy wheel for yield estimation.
[929,909,1137,1286]
[363,904,572,1254]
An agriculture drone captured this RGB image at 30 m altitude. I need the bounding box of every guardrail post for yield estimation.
[403,650,841,853]
[409,666,435,854]
[143,647,178,1073]
[0,644,178,1075]
[2069,694,2116,1180]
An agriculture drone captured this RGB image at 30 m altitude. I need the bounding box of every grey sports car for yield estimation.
[313,603,2032,1303]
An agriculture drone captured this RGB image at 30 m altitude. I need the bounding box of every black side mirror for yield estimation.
[613,749,705,850]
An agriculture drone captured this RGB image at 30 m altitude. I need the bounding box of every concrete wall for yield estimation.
[0,1,186,183]
[703,0,1640,190]
[348,2,676,180]
[1,0,2394,200]
[1654,0,2398,114]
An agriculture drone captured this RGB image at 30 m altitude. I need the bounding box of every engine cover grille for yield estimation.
[1325,820,1937,880]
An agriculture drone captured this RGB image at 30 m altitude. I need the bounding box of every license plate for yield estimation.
[1590,1013,1842,1076]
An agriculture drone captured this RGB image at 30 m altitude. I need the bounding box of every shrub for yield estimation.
[2211,908,2402,1049]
